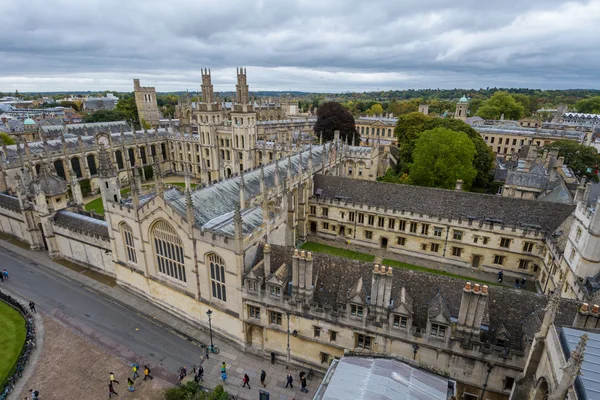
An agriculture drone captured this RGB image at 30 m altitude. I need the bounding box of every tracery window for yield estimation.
[121,223,136,264]
[209,253,227,301]
[152,221,186,282]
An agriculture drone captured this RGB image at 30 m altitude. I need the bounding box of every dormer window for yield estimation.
[247,280,257,292]
[430,323,446,338]
[393,315,408,329]
[350,304,364,317]
[270,285,281,298]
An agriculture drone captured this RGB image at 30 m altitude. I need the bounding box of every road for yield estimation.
[0,246,201,377]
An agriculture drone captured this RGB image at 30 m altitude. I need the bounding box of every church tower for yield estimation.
[235,67,249,105]
[231,67,257,174]
[455,95,469,121]
[133,79,161,127]
[196,68,223,184]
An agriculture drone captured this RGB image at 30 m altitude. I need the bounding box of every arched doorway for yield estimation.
[310,222,317,234]
[534,377,549,400]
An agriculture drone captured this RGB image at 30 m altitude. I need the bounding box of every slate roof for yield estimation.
[166,143,361,235]
[83,99,117,111]
[313,175,575,232]
[538,181,574,205]
[53,210,109,239]
[41,121,130,138]
[259,245,580,351]
[0,193,21,211]
[560,327,600,399]
[28,164,68,197]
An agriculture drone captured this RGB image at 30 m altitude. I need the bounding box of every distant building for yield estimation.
[356,114,397,145]
[83,98,118,113]
[133,79,161,126]
[454,96,469,121]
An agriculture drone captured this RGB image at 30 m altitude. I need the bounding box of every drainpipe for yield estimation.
[479,363,494,400]
[442,224,450,258]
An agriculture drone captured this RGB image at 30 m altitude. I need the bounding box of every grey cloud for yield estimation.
[1,0,599,92]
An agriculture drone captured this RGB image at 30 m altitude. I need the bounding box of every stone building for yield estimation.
[356,114,397,145]
[455,96,469,120]
[0,129,593,399]
[133,79,161,126]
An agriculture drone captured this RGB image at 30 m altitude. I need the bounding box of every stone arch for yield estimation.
[356,161,366,178]
[345,160,356,178]
[115,150,124,170]
[533,377,549,400]
[247,325,264,349]
[226,168,232,178]
[87,154,97,176]
[140,146,147,165]
[70,157,83,178]
[161,143,167,160]
[127,148,136,167]
[150,144,157,158]
[150,220,186,282]
[54,159,66,180]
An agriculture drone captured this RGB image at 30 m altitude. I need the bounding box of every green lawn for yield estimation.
[300,241,499,286]
[0,301,26,387]
[84,182,197,215]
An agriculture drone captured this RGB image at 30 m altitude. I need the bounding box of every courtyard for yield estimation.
[0,300,26,391]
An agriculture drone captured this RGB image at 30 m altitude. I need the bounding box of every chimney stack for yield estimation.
[263,243,271,279]
[455,179,464,191]
[457,281,489,335]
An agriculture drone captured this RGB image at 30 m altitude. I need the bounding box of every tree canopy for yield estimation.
[115,94,141,128]
[367,103,384,115]
[476,91,525,120]
[574,96,600,114]
[0,132,16,146]
[409,127,478,190]
[543,140,600,183]
[165,382,229,400]
[394,112,494,187]
[83,109,128,123]
[313,102,358,144]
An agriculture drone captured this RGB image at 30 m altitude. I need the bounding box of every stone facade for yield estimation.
[133,79,161,127]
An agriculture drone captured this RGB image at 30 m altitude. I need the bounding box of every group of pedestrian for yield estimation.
[497,271,527,290]
[284,371,309,393]
[26,388,39,399]
[108,364,152,397]
[0,268,8,282]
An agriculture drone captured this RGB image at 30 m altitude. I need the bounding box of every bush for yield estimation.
[144,165,154,181]
[79,179,92,197]
[164,382,229,400]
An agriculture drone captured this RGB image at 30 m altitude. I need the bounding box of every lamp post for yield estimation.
[206,309,214,350]
[286,311,291,364]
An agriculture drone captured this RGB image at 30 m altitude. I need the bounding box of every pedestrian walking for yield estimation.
[221,362,226,373]
[260,370,266,387]
[205,345,210,360]
[109,372,119,385]
[3,269,8,280]
[108,382,118,398]
[127,377,135,392]
[195,365,204,382]
[131,363,140,380]
[29,301,36,313]
[242,373,251,389]
[285,373,294,388]
[221,371,227,382]
[28,389,39,399]
[521,277,527,289]
[178,366,187,384]
[514,278,519,288]
[497,270,503,283]
[300,375,309,393]
[143,365,153,380]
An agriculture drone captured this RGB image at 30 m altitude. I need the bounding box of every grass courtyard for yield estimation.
[84,182,196,214]
[0,301,27,388]
[299,241,501,287]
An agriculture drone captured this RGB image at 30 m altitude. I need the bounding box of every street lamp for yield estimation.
[286,311,291,364]
[206,309,214,350]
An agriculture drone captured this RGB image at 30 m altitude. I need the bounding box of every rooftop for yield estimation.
[560,327,600,399]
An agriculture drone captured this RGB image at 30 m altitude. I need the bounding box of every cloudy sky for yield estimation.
[1,0,599,93]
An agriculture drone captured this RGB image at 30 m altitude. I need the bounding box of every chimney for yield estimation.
[370,265,382,307]
[305,251,314,300]
[263,243,271,279]
[383,266,393,308]
[334,130,340,141]
[457,282,488,335]
[292,249,300,296]
[556,156,565,168]
[298,251,306,292]
[455,179,464,191]
[574,182,586,203]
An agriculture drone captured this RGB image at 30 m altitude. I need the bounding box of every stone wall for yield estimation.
[53,225,114,276]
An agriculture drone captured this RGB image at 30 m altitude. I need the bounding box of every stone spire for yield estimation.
[259,163,265,195]
[184,164,191,192]
[185,185,194,229]
[286,154,292,183]
[321,142,327,173]
[352,130,356,146]
[239,168,246,210]
[298,147,303,177]
[308,142,313,173]
[69,163,84,207]
[274,157,280,190]
[319,131,323,145]
[234,202,243,241]
[131,164,142,208]
[97,145,116,179]
[549,334,588,400]
[153,154,164,196]
[539,277,565,338]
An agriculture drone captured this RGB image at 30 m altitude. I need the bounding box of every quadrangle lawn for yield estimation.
[0,301,26,387]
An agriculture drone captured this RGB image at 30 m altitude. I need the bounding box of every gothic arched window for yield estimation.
[152,220,186,282]
[121,223,136,264]
[208,253,226,301]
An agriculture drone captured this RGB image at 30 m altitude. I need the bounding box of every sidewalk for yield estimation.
[0,239,319,400]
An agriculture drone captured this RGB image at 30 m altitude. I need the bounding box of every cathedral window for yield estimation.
[208,253,227,302]
[121,223,136,264]
[152,220,186,282]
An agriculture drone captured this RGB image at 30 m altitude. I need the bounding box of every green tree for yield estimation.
[394,112,494,187]
[368,103,384,115]
[543,140,600,183]
[0,132,16,145]
[409,128,477,189]
[574,96,600,114]
[476,91,525,120]
[83,109,128,123]
[313,102,358,144]
[164,382,229,400]
[513,93,532,116]
[115,94,141,128]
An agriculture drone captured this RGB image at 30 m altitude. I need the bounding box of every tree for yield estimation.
[313,102,358,144]
[574,96,600,114]
[409,127,477,190]
[115,94,141,128]
[543,140,600,183]
[83,109,128,123]
[512,93,532,116]
[165,382,229,400]
[394,112,494,187]
[367,103,384,115]
[476,91,525,120]
[59,100,81,112]
[0,132,16,146]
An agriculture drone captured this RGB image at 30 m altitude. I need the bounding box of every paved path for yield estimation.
[0,239,319,400]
